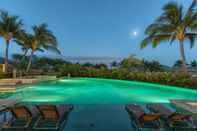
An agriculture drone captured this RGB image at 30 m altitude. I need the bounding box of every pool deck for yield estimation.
[171,100,197,114]
[0,75,57,92]
[64,105,134,131]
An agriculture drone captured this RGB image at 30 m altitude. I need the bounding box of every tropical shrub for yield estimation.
[59,64,197,89]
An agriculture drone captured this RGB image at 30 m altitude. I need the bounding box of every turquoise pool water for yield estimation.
[6,78,197,104]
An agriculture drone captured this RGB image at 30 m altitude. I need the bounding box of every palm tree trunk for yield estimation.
[179,40,187,72]
[26,50,34,73]
[18,49,29,72]
[4,41,9,74]
[21,49,28,62]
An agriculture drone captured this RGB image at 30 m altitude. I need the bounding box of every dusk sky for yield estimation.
[0,0,194,66]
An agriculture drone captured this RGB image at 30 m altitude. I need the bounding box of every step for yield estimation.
[0,83,18,86]
[0,86,16,92]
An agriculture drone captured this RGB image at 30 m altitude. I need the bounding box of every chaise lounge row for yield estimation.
[1,104,73,131]
[0,103,196,131]
[125,104,196,131]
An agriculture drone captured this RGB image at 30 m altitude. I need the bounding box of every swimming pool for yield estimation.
[6,78,197,104]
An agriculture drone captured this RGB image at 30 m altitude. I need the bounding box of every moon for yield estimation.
[129,30,139,38]
[133,31,138,36]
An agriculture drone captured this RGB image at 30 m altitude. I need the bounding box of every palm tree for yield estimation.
[0,10,23,73]
[140,0,197,71]
[173,60,183,68]
[16,23,60,73]
[15,31,31,62]
[191,60,197,68]
[120,55,142,69]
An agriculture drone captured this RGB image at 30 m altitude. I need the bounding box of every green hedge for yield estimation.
[59,65,197,89]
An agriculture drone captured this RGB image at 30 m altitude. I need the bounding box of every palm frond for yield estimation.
[140,34,171,49]
[159,2,182,25]
[140,37,152,49]
[184,0,197,28]
[0,10,23,41]
[187,0,197,12]
[42,44,61,54]
[145,23,176,35]
[36,48,45,52]
[185,33,197,48]
[33,23,58,45]
[169,33,176,45]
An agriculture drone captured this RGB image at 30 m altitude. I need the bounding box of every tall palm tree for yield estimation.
[15,31,31,62]
[17,23,60,73]
[140,0,197,71]
[0,10,23,73]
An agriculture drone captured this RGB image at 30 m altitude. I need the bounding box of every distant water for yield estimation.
[63,56,122,67]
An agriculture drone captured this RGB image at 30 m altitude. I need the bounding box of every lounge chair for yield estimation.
[0,99,18,122]
[147,103,195,130]
[34,104,73,131]
[2,105,38,131]
[125,104,162,131]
